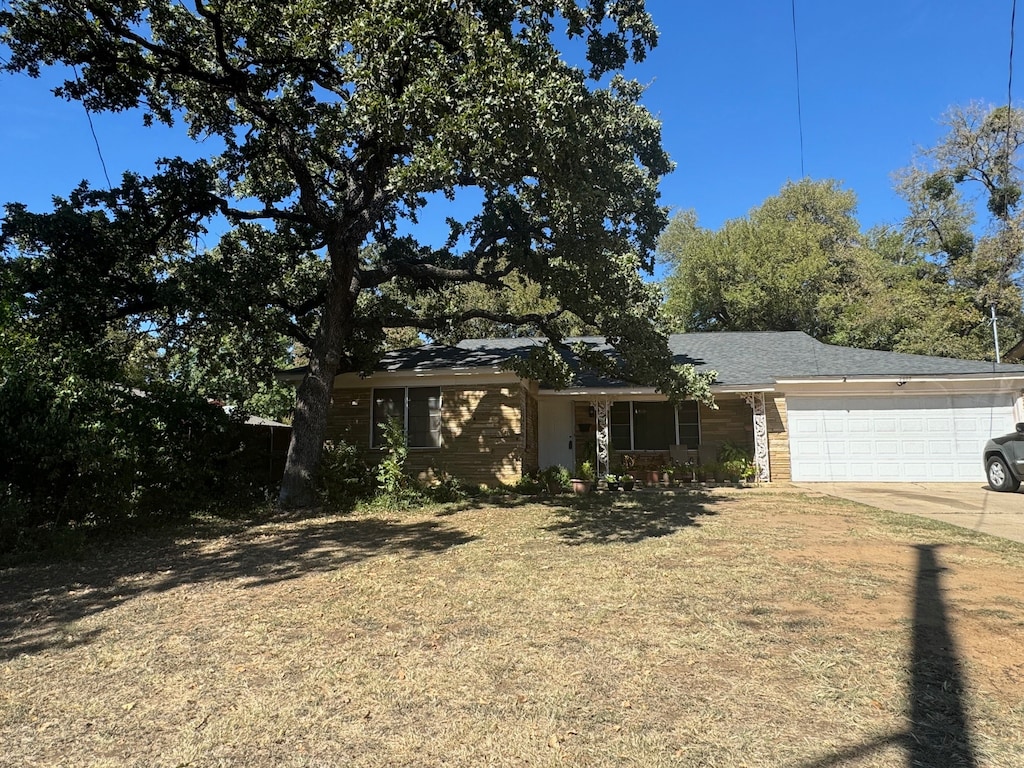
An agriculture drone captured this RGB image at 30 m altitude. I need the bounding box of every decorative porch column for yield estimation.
[592,399,610,478]
[741,392,771,482]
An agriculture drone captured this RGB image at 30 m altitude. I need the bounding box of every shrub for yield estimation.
[576,460,596,483]
[509,476,543,495]
[318,441,374,507]
[424,474,466,503]
[539,464,571,493]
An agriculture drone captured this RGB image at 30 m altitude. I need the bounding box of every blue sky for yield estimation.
[0,1,1016,241]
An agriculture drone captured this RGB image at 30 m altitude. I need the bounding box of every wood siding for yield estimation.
[766,395,791,482]
[327,383,525,487]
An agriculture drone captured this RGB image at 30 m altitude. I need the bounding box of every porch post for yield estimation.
[741,392,771,482]
[593,399,610,478]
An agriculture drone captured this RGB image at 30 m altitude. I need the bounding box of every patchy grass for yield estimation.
[2,488,1023,767]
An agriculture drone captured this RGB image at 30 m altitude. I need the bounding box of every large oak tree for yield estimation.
[2,1,710,506]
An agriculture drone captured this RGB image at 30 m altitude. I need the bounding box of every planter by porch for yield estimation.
[571,479,593,494]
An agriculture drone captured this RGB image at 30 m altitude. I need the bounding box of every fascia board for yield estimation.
[332,367,522,389]
[535,384,776,398]
[778,375,1024,397]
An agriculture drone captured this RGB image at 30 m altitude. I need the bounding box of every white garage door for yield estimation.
[787,394,1015,482]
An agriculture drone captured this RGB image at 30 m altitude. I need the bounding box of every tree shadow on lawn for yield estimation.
[0,511,475,661]
[539,489,725,545]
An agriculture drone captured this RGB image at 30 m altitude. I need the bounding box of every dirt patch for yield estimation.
[1,488,1023,767]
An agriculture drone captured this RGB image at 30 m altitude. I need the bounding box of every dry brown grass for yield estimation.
[2,487,1023,767]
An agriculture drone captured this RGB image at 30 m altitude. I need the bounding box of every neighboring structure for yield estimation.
[311,331,1024,486]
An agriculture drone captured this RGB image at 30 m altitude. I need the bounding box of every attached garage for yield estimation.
[787,392,1017,483]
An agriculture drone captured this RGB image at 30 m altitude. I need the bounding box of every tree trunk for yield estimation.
[278,248,359,508]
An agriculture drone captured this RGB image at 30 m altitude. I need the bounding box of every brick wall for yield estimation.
[327,383,525,487]
[700,397,755,453]
[766,395,791,482]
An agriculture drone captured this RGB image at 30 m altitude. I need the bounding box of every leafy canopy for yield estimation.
[1,1,708,505]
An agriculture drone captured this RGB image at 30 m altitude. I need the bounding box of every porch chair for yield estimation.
[669,444,698,466]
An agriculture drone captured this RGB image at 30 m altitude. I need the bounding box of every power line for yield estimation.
[1010,0,1017,111]
[73,65,113,191]
[791,0,805,178]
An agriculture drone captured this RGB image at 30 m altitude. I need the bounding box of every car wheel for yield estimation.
[987,456,1020,492]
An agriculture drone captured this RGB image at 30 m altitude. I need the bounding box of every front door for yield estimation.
[537,398,575,470]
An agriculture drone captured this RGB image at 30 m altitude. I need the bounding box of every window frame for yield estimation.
[609,400,701,451]
[371,386,442,449]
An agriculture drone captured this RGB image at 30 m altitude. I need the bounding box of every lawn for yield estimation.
[2,488,1023,767]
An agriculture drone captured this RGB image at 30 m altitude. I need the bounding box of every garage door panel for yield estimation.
[788,393,1014,482]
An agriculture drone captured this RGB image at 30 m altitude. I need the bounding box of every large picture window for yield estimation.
[609,401,700,450]
[372,387,442,448]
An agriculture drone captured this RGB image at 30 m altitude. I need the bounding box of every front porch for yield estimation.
[537,393,774,482]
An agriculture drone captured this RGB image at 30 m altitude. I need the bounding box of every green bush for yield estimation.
[539,464,571,493]
[374,416,423,506]
[424,474,466,503]
[318,441,374,507]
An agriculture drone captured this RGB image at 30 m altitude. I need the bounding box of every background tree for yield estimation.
[2,0,710,508]
[895,102,1024,357]
[659,176,1011,359]
[660,179,861,336]
[0,183,272,544]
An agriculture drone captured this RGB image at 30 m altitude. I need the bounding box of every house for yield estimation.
[321,331,1024,485]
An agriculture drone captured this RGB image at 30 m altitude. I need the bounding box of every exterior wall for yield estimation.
[700,397,755,451]
[523,386,539,477]
[325,382,785,484]
[766,394,791,482]
[326,382,525,487]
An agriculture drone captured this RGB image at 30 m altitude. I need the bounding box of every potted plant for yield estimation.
[661,465,674,487]
[605,473,620,491]
[620,473,636,491]
[572,460,595,494]
[540,464,571,494]
[717,442,755,486]
[722,459,746,484]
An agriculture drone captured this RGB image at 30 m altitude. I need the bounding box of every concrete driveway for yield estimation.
[793,482,1024,544]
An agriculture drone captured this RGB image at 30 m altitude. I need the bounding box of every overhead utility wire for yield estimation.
[1008,0,1017,152]
[791,0,805,178]
[73,64,113,191]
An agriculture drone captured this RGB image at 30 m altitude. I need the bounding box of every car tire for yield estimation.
[986,456,1020,492]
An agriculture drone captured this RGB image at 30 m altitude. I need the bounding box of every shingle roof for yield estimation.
[374,331,1024,387]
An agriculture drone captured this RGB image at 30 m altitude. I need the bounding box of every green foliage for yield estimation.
[540,464,572,492]
[423,474,467,503]
[661,168,1024,362]
[717,442,754,482]
[508,476,544,495]
[1,0,705,506]
[576,460,596,483]
[895,102,1024,354]
[660,179,860,337]
[375,416,412,504]
[318,441,374,508]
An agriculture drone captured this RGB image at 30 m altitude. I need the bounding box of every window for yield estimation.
[609,400,700,450]
[677,401,700,448]
[372,387,441,448]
